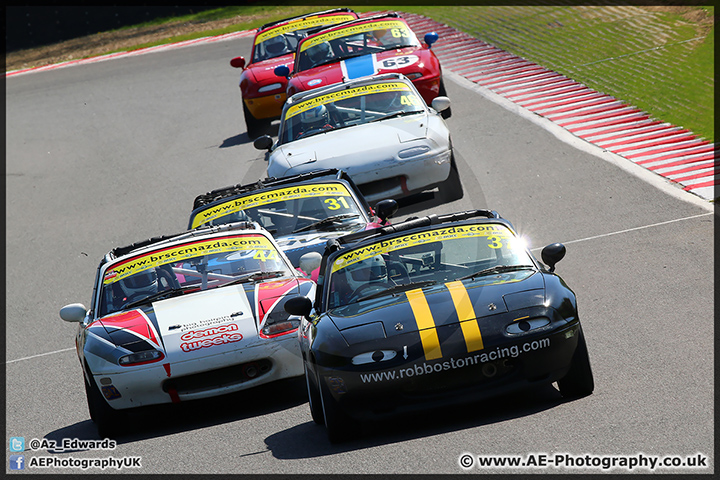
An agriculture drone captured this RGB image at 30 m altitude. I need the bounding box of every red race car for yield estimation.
[230,8,358,138]
[275,12,450,118]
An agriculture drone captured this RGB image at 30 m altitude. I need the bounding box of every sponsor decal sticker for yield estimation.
[101,385,122,400]
[301,20,410,52]
[104,235,274,282]
[179,323,243,352]
[191,184,351,229]
[332,224,511,272]
[255,14,356,45]
[286,81,412,119]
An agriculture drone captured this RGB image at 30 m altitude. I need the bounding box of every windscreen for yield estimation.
[189,183,366,234]
[296,19,419,71]
[98,234,292,316]
[279,80,424,143]
[326,223,535,309]
[252,13,357,62]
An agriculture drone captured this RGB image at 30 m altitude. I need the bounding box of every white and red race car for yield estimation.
[60,221,314,437]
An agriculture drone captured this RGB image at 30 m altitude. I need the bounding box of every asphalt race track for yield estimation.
[5,33,714,475]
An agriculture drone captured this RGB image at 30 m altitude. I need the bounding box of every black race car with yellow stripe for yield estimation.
[285,209,594,442]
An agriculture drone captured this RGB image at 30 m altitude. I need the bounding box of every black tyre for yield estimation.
[243,102,271,139]
[318,375,357,443]
[304,361,324,425]
[437,154,463,203]
[83,364,126,438]
[557,327,594,398]
[438,79,452,119]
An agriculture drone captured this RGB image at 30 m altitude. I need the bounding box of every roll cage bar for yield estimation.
[285,72,408,106]
[326,209,503,252]
[190,168,372,216]
[311,210,506,309]
[301,11,402,37]
[257,8,356,32]
[107,221,259,262]
[88,220,262,318]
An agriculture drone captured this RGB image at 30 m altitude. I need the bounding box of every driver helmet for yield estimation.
[265,35,288,56]
[118,269,158,299]
[344,255,387,292]
[307,42,331,64]
[299,251,322,278]
[300,105,329,131]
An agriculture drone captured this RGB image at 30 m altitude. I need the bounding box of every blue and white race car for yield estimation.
[60,222,314,437]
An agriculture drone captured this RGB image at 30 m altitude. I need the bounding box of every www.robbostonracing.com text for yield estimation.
[458,452,709,472]
[359,338,550,383]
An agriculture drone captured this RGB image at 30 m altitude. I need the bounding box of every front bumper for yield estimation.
[244,93,287,120]
[357,148,451,203]
[314,322,580,420]
[88,334,303,410]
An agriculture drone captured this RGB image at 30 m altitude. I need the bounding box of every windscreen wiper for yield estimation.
[223,270,287,287]
[456,265,535,282]
[356,280,437,302]
[292,214,359,233]
[369,110,421,123]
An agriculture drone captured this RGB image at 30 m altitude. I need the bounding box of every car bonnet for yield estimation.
[275,115,429,169]
[93,278,313,364]
[328,273,545,346]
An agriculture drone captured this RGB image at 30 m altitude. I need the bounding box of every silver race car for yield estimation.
[254,73,462,204]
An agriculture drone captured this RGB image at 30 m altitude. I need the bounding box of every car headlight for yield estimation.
[505,317,551,335]
[434,149,452,165]
[404,72,422,80]
[398,145,431,159]
[262,319,300,336]
[118,350,164,366]
[352,350,397,365]
[258,83,283,93]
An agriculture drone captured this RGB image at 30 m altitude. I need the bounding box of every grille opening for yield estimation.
[162,359,272,395]
[358,176,405,197]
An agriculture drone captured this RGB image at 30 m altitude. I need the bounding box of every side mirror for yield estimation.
[424,32,439,48]
[253,135,274,151]
[374,199,398,224]
[274,65,291,78]
[230,56,246,69]
[541,243,566,273]
[60,303,87,323]
[284,296,312,318]
[431,96,451,113]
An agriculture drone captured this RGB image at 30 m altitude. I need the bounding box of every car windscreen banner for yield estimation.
[300,20,411,52]
[103,235,275,284]
[255,13,357,44]
[285,82,413,119]
[331,224,514,273]
[190,183,352,229]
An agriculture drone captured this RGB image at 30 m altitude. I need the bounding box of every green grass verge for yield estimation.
[73,4,719,143]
